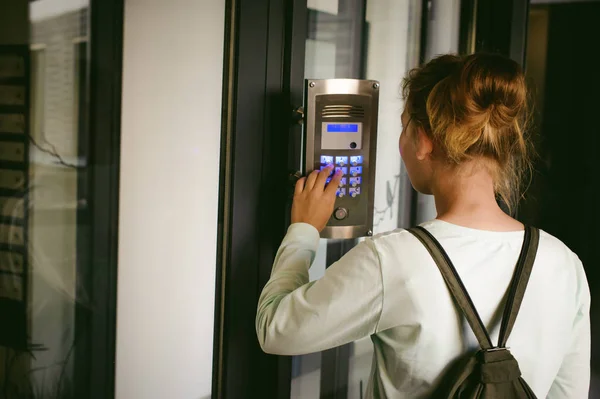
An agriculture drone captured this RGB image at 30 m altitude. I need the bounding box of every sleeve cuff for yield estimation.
[286,222,321,248]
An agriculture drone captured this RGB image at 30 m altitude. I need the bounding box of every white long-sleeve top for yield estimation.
[256,219,591,398]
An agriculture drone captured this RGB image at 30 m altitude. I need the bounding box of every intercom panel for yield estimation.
[303,79,379,239]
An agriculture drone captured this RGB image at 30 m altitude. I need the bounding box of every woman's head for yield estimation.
[399,53,532,212]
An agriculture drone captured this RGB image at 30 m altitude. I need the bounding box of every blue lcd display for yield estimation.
[326,123,359,133]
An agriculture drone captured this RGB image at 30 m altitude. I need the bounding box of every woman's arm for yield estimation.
[255,223,384,355]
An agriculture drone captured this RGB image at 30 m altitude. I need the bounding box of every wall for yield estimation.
[116,0,225,398]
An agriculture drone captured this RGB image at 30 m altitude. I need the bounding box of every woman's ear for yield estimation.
[415,127,433,161]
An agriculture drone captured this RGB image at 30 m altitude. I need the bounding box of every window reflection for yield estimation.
[0,1,90,397]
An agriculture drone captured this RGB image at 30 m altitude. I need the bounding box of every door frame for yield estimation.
[460,0,530,65]
[212,0,299,397]
[72,0,124,398]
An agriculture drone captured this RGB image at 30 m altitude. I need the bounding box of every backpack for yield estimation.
[408,225,540,399]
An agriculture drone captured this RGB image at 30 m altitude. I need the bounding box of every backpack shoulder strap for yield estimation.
[497,226,540,347]
[409,226,494,350]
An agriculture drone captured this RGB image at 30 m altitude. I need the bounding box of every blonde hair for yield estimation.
[402,53,533,212]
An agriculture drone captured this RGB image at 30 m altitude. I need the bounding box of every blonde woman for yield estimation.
[256,53,590,398]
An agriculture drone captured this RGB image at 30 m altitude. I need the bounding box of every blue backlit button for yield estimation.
[336,188,346,198]
[321,165,334,176]
[339,177,347,187]
[350,166,362,176]
[326,177,332,184]
[349,177,361,187]
[336,156,348,166]
[349,187,361,198]
[350,155,363,166]
[335,167,348,176]
[320,155,334,165]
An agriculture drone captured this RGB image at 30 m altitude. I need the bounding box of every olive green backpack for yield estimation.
[408,225,540,399]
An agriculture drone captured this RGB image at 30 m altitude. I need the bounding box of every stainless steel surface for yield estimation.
[321,225,370,240]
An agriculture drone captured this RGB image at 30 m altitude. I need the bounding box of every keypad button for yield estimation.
[339,177,347,187]
[349,177,361,187]
[320,155,334,165]
[336,188,346,198]
[336,156,348,166]
[350,155,363,166]
[334,207,348,220]
[350,166,362,176]
[335,167,348,176]
[349,187,361,198]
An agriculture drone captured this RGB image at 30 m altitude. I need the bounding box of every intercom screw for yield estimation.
[367,230,373,236]
[373,83,379,89]
[309,81,316,88]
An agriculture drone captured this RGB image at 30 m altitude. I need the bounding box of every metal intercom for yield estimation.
[303,79,379,239]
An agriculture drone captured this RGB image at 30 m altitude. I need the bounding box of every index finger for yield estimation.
[325,168,343,196]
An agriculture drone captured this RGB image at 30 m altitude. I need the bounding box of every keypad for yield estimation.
[320,154,363,198]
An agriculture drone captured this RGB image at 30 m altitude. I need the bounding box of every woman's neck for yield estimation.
[431,161,523,232]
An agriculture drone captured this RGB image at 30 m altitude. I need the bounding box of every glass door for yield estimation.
[290,0,424,397]
[0,1,122,398]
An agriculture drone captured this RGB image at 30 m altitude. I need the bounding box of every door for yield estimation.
[0,1,122,398]
[214,0,530,397]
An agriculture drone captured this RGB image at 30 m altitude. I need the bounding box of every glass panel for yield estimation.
[0,1,93,397]
[414,0,462,224]
[291,0,424,397]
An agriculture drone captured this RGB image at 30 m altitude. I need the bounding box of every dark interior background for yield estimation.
[519,1,600,390]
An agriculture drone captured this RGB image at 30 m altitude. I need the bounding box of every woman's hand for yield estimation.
[292,165,343,232]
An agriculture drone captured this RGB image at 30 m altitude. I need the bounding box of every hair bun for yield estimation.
[461,53,527,129]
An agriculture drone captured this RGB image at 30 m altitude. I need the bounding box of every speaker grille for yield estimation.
[321,105,365,119]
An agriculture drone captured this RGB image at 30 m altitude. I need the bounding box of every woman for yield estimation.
[256,53,590,398]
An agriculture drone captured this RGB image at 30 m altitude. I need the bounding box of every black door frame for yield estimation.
[213,0,530,398]
[460,0,530,65]
[72,0,124,398]
[212,0,299,397]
